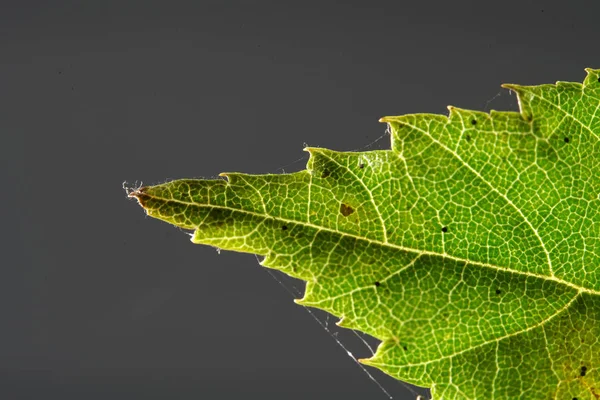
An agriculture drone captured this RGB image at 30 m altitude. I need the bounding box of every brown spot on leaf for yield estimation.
[321,168,331,178]
[340,203,355,217]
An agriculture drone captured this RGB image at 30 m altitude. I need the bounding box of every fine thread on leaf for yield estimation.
[371,291,581,370]
[404,122,555,278]
[256,258,400,400]
[139,192,600,296]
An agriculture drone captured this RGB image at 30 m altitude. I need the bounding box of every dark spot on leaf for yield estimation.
[340,203,355,217]
[374,281,381,287]
[581,366,587,376]
[471,119,477,125]
[282,225,288,231]
[441,226,448,233]
[321,169,331,178]
[465,135,471,141]
[573,398,578,400]
[403,345,408,351]
[359,163,365,169]
[564,137,570,143]
[598,76,600,83]
[496,289,501,295]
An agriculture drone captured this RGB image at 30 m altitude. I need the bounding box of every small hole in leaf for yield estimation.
[465,135,471,142]
[281,225,288,231]
[581,366,587,376]
[441,226,448,233]
[374,281,381,287]
[495,289,501,295]
[471,119,477,125]
[359,163,365,169]
[321,169,331,178]
[564,137,570,143]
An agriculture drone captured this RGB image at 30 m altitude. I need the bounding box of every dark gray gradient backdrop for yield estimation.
[2,1,599,399]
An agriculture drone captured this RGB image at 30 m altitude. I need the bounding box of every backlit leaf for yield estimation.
[129,69,600,399]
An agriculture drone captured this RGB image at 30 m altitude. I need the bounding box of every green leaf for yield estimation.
[129,68,600,399]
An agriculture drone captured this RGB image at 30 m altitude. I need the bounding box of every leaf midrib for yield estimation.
[144,191,598,296]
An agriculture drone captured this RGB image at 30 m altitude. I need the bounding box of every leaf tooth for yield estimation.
[293,291,319,307]
[294,279,327,306]
[583,67,600,87]
[555,81,583,90]
[258,253,274,268]
[357,356,374,366]
[218,172,241,184]
[500,83,536,122]
[305,146,346,180]
[358,338,399,367]
[293,297,308,306]
[335,316,355,329]
[446,106,489,126]
[378,116,397,123]
[304,146,324,174]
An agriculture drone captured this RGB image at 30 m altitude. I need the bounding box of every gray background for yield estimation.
[2,1,599,399]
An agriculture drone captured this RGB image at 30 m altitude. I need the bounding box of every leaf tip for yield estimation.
[126,185,150,208]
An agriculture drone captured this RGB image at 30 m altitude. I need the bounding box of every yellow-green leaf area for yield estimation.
[130,68,600,399]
